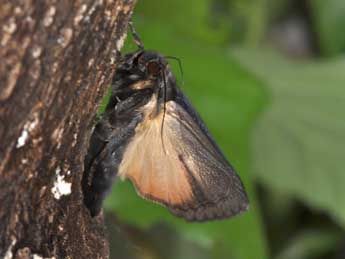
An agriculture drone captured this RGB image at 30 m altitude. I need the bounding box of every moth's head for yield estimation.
[113,50,177,106]
[134,51,169,79]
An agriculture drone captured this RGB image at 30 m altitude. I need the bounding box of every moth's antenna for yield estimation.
[165,56,184,86]
[128,20,144,51]
[160,71,168,154]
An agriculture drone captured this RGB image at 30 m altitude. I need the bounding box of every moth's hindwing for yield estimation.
[118,96,249,221]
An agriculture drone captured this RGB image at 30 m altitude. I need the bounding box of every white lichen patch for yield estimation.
[4,237,17,259]
[51,167,72,200]
[32,255,56,259]
[58,225,64,231]
[17,129,29,148]
[58,28,73,47]
[14,7,22,15]
[51,62,59,73]
[25,15,34,24]
[3,18,17,34]
[52,126,64,149]
[43,6,56,27]
[87,2,97,17]
[72,133,78,147]
[116,32,127,51]
[110,56,115,65]
[1,17,17,46]
[31,46,42,58]
[105,9,112,18]
[88,58,94,67]
[84,2,97,23]
[22,158,28,164]
[16,116,39,148]
[74,4,87,26]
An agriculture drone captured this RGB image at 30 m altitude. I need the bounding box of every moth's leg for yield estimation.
[83,147,119,217]
[82,95,132,216]
[83,91,150,216]
[82,118,114,216]
[83,119,112,187]
[82,121,137,217]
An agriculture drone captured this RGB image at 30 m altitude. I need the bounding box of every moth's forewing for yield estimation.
[119,89,249,221]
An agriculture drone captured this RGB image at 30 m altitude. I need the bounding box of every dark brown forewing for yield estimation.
[118,98,248,221]
[163,101,249,221]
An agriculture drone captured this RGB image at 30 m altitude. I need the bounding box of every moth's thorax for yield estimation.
[127,79,149,90]
[138,94,161,128]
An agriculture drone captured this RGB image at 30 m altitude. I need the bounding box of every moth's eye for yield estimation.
[146,61,162,76]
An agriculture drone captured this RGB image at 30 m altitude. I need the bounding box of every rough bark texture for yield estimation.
[0,0,136,258]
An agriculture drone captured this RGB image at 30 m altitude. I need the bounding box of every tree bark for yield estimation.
[0,0,136,258]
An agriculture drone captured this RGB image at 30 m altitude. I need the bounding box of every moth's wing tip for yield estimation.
[170,195,250,222]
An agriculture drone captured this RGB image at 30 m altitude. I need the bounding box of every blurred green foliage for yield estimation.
[233,48,345,227]
[102,0,345,258]
[275,230,341,259]
[311,0,345,56]
[135,0,227,44]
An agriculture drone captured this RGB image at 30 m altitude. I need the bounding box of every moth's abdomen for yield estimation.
[82,106,145,217]
[82,119,116,217]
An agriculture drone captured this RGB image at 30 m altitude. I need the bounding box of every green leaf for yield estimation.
[275,229,341,259]
[104,20,268,259]
[135,0,268,47]
[233,48,345,226]
[310,0,345,56]
[135,0,228,45]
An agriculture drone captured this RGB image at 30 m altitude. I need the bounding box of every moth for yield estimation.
[82,23,249,221]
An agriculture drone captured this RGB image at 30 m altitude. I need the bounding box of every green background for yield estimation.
[103,1,345,258]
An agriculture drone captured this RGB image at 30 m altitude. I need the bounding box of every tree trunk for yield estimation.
[0,0,136,258]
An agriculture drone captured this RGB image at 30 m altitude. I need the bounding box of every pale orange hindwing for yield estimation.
[118,100,195,207]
